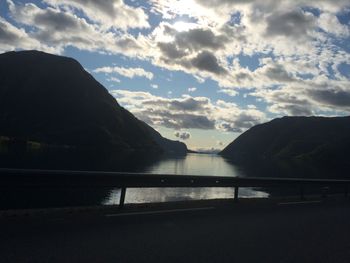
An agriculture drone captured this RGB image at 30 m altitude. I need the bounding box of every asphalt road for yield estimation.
[1,197,350,263]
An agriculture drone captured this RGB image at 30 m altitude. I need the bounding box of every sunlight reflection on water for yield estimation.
[104,153,269,204]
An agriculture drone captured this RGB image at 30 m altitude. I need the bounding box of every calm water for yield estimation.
[0,153,268,210]
[104,153,268,205]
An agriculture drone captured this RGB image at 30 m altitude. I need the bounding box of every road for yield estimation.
[1,197,350,263]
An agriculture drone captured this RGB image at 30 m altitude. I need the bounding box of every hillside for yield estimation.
[220,116,350,169]
[0,50,187,155]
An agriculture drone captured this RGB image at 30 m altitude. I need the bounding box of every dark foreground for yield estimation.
[1,197,350,263]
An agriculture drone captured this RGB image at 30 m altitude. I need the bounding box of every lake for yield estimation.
[104,153,268,205]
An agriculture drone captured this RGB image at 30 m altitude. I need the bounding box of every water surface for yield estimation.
[105,153,268,205]
[0,153,268,210]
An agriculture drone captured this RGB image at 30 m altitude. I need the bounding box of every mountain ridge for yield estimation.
[0,50,187,155]
[220,116,350,169]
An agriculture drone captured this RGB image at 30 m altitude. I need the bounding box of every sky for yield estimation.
[0,0,350,151]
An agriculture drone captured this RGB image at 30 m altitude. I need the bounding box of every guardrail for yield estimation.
[0,168,349,208]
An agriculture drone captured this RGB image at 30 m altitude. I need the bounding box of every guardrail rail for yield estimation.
[0,168,349,208]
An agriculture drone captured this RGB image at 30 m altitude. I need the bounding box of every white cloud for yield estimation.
[94,66,154,80]
[218,89,238,97]
[318,12,349,37]
[188,87,197,92]
[0,16,54,53]
[107,77,121,83]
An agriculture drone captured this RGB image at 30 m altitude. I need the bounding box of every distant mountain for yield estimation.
[0,50,187,155]
[220,116,350,169]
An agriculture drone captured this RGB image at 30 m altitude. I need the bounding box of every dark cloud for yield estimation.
[191,51,227,75]
[235,72,253,82]
[265,66,295,82]
[44,0,149,29]
[309,89,350,108]
[174,131,191,140]
[258,89,314,115]
[176,113,215,129]
[143,97,209,112]
[175,28,226,51]
[158,26,229,75]
[219,112,262,132]
[64,0,116,17]
[271,103,313,116]
[34,9,79,31]
[170,97,209,111]
[158,42,187,59]
[265,9,315,38]
[9,3,95,47]
[137,109,216,130]
[268,90,310,105]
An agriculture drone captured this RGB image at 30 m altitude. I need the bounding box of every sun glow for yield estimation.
[172,21,197,32]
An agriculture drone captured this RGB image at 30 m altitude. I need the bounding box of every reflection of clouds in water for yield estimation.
[104,187,269,205]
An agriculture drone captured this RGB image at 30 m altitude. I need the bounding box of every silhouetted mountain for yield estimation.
[0,50,187,155]
[220,116,350,169]
[141,123,188,155]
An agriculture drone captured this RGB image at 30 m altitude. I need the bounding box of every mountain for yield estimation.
[141,123,188,155]
[220,116,350,169]
[0,50,187,155]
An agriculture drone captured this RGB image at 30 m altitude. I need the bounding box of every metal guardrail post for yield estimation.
[345,185,348,198]
[119,187,126,209]
[300,186,305,200]
[321,187,328,199]
[234,186,239,202]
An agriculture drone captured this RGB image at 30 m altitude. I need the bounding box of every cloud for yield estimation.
[94,66,153,80]
[188,87,197,92]
[265,9,316,39]
[318,12,349,37]
[175,28,227,51]
[149,22,234,86]
[217,111,264,132]
[308,88,350,108]
[190,51,227,75]
[107,77,121,83]
[252,86,314,116]
[43,0,149,30]
[7,1,147,56]
[157,42,187,59]
[252,74,350,116]
[174,131,191,140]
[111,90,266,132]
[218,89,238,97]
[263,65,296,82]
[0,16,52,52]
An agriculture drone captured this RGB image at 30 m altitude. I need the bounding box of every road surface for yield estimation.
[1,197,350,263]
